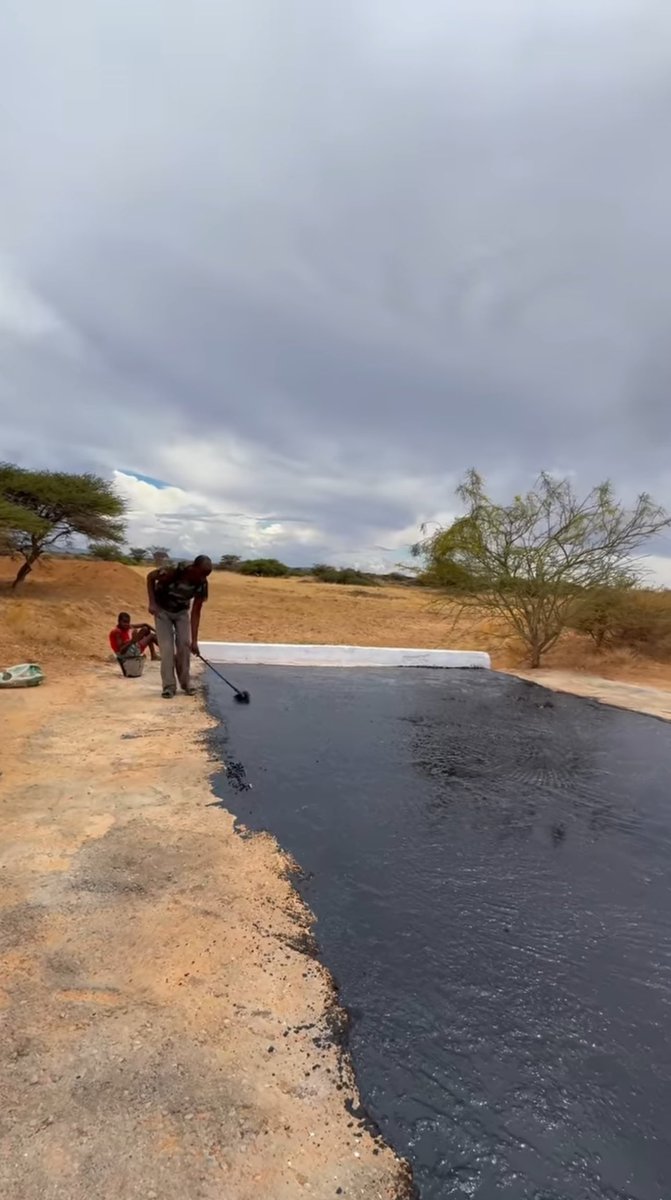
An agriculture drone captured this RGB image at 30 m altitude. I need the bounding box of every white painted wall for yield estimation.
[198,642,491,669]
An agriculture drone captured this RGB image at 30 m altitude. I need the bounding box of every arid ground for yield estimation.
[2,558,671,1198]
[3,557,671,710]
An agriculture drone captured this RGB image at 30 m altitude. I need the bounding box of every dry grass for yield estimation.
[0,558,149,668]
[0,557,496,667]
[2,556,671,689]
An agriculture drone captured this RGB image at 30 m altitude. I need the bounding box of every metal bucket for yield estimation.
[121,654,145,678]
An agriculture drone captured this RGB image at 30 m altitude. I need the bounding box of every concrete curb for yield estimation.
[199,642,491,669]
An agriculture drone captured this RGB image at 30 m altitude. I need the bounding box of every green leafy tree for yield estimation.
[129,546,148,564]
[312,563,376,585]
[89,543,131,563]
[413,469,671,668]
[0,463,126,588]
[238,557,289,577]
[312,562,338,582]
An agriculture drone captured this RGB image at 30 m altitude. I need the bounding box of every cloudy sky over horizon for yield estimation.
[3,0,671,575]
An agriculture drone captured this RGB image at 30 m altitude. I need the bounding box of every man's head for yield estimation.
[190,555,212,582]
[117,611,131,629]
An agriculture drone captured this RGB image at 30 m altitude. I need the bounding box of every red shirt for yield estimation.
[109,626,132,655]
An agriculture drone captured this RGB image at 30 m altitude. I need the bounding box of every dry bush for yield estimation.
[570,588,671,659]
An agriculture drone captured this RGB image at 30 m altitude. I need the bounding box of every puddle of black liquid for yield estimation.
[207,666,671,1200]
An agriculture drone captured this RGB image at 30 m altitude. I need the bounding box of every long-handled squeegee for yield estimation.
[197,652,251,703]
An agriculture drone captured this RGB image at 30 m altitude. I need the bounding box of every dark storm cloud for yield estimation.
[3,0,671,565]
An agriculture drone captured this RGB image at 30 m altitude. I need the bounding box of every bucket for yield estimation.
[120,654,145,678]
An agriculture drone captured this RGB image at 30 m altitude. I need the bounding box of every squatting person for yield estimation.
[108,611,159,673]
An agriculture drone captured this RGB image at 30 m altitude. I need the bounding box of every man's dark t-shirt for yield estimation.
[154,564,209,614]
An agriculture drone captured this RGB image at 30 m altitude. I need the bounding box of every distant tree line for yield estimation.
[70,543,168,567]
[58,541,414,586]
[214,555,414,586]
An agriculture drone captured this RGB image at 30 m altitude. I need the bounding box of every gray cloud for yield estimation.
[3,0,671,568]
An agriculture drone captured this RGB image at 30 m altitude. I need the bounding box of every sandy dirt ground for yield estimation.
[0,664,409,1200]
[512,669,671,722]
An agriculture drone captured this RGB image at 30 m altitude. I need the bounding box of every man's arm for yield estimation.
[147,567,175,616]
[146,569,160,615]
[190,597,203,654]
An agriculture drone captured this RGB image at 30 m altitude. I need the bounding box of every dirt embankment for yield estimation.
[0,666,409,1200]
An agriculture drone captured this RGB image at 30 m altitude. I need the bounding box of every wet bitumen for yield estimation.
[207,666,671,1200]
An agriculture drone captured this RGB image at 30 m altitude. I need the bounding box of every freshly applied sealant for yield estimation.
[208,666,671,1200]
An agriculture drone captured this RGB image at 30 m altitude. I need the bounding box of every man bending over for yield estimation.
[147,555,212,698]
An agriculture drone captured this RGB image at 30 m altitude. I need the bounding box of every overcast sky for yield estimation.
[3,0,671,574]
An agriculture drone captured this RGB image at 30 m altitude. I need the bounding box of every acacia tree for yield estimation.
[218,554,241,571]
[148,545,171,567]
[413,469,671,668]
[0,495,46,555]
[0,463,126,587]
[129,546,148,564]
